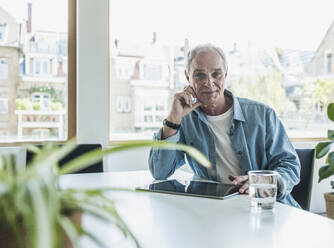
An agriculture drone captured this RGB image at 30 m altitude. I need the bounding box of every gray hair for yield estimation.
[185,43,228,73]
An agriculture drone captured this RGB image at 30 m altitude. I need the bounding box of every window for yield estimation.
[124,96,131,112]
[115,59,135,80]
[325,52,332,74]
[116,96,123,112]
[0,58,8,80]
[0,98,8,114]
[0,0,72,142]
[109,0,334,141]
[34,58,50,75]
[31,92,51,110]
[0,23,6,42]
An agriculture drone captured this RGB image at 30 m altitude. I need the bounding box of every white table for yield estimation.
[59,171,334,248]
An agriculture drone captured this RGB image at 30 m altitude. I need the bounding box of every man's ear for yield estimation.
[185,70,190,82]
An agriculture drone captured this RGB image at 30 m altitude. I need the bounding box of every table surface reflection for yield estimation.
[59,170,334,248]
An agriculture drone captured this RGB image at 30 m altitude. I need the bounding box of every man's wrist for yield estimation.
[166,115,182,125]
[163,118,181,130]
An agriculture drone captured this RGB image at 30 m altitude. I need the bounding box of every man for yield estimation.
[149,43,301,207]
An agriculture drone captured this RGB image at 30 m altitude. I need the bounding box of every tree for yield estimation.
[230,70,296,115]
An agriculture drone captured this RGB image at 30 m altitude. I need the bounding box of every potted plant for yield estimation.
[315,102,334,219]
[0,140,211,248]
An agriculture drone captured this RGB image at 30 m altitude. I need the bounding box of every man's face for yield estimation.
[185,50,227,105]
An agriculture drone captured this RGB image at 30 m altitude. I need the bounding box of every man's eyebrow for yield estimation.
[193,69,205,73]
[193,68,223,73]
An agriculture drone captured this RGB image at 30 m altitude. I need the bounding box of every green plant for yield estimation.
[32,102,41,111]
[15,98,33,110]
[316,103,334,189]
[50,101,63,111]
[29,86,64,105]
[0,140,210,248]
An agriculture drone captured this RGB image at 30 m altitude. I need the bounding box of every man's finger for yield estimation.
[184,92,192,107]
[231,175,249,185]
[239,182,249,194]
[187,86,198,98]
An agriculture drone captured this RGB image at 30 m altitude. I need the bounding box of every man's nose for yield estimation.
[203,75,215,86]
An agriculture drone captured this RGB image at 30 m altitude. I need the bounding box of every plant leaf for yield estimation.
[328,152,334,173]
[58,215,79,247]
[77,225,108,248]
[318,165,333,183]
[328,103,334,122]
[328,130,334,141]
[27,180,52,248]
[315,142,333,159]
[60,141,211,175]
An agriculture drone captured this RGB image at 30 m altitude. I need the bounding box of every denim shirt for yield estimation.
[149,90,301,208]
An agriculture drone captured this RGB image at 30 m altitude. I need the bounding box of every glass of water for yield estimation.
[248,170,278,210]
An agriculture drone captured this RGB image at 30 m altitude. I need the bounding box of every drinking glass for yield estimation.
[248,170,278,210]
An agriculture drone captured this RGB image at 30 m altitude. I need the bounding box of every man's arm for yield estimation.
[148,86,201,180]
[148,127,186,179]
[265,108,301,201]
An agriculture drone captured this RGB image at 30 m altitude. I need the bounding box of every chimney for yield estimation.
[152,32,157,44]
[27,2,32,33]
[183,38,189,58]
[57,60,65,76]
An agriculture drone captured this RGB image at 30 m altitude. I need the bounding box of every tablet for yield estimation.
[136,179,241,200]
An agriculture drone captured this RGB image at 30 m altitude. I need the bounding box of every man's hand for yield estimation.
[229,175,249,194]
[162,86,202,139]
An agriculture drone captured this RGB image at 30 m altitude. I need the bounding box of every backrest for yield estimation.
[291,149,315,210]
[26,144,103,174]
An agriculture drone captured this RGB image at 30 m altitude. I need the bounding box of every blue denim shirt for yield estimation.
[149,90,301,208]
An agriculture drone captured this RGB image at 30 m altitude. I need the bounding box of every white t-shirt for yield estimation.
[206,106,242,183]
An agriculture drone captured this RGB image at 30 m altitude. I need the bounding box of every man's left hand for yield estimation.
[228,175,249,194]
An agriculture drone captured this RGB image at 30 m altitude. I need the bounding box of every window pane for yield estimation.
[109,0,334,140]
[0,0,68,142]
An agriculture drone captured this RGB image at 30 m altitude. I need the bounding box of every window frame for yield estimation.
[0,0,76,146]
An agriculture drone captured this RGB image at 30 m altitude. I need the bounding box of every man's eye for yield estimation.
[212,72,221,78]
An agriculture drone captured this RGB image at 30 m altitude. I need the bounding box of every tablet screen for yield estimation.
[137,179,241,199]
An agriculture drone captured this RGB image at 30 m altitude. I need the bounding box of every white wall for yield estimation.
[105,147,151,171]
[76,0,109,146]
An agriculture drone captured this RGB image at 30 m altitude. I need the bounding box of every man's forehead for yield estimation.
[190,50,225,71]
[193,68,223,72]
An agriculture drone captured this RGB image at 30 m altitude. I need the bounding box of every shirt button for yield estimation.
[237,151,242,155]
[229,131,233,136]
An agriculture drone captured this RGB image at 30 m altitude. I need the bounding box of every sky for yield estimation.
[0,0,67,32]
[109,0,334,51]
[0,0,333,51]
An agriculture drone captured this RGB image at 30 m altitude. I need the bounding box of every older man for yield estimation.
[149,43,301,207]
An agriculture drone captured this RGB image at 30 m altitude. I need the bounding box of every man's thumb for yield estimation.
[191,101,202,110]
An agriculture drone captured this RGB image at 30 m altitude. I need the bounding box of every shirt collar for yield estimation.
[193,89,246,122]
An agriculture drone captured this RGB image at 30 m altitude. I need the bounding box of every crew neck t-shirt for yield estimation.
[206,105,242,183]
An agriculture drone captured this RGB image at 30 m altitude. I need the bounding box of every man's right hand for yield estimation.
[162,86,202,139]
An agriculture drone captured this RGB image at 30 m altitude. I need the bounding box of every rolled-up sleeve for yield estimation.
[148,128,186,180]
